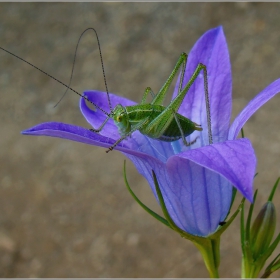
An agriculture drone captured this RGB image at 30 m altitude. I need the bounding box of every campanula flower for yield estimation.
[22,26,280,237]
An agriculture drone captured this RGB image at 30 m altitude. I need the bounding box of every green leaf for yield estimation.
[268,177,280,202]
[261,253,280,278]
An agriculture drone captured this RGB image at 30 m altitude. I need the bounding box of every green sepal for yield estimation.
[244,190,259,261]
[216,197,245,236]
[152,170,198,241]
[241,127,245,138]
[228,186,237,215]
[123,161,171,229]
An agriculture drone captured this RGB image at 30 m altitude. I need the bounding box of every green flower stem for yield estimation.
[241,255,246,278]
[242,259,258,278]
[241,253,251,278]
[249,265,259,278]
[194,237,220,278]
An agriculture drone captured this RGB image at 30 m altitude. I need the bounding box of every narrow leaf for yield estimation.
[261,253,280,278]
[268,177,280,202]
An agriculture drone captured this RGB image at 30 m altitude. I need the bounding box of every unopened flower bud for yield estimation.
[250,201,276,259]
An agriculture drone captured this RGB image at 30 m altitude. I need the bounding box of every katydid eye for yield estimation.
[117,115,122,122]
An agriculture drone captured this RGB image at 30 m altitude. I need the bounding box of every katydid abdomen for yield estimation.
[116,104,202,142]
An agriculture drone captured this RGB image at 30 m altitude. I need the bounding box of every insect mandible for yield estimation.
[0,28,213,153]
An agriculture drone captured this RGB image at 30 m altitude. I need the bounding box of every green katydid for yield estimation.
[95,52,213,153]
[0,28,213,153]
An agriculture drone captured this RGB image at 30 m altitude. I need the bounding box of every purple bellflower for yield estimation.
[22,26,280,237]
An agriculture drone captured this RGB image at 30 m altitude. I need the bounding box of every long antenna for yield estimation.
[54,27,112,112]
[0,46,110,117]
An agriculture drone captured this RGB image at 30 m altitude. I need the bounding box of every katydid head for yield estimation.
[112,104,131,137]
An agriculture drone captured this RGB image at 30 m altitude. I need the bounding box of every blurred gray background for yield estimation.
[0,2,279,277]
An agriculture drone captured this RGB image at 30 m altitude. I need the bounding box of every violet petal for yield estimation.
[229,78,280,140]
[173,26,232,149]
[168,138,256,202]
[21,121,175,162]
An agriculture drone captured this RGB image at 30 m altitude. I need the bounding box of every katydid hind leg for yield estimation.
[142,64,205,140]
[169,62,212,145]
[172,110,198,146]
[201,65,213,145]
[151,52,188,106]
[166,63,205,114]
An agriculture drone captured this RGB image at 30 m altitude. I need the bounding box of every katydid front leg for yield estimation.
[90,115,112,133]
[106,116,150,153]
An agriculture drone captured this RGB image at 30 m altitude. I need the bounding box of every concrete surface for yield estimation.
[0,2,279,277]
